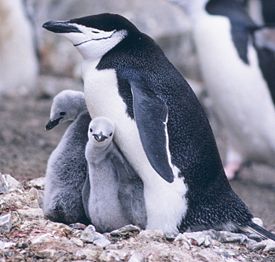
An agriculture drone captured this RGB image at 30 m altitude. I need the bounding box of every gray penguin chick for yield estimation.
[43,90,90,224]
[83,117,146,233]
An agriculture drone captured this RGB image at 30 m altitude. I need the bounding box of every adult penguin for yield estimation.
[43,13,275,239]
[171,0,275,180]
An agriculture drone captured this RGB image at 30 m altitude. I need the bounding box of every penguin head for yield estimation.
[46,90,86,130]
[88,117,115,147]
[43,13,139,60]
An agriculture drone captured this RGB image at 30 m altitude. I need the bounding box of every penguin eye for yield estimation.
[109,132,113,137]
[60,112,66,116]
[90,128,93,133]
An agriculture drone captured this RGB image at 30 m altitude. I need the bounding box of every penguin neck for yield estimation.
[81,58,101,78]
[74,98,87,117]
[86,141,114,165]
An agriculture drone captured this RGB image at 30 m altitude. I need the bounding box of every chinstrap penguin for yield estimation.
[83,117,146,233]
[43,90,90,224]
[171,0,275,180]
[0,0,38,95]
[43,13,275,240]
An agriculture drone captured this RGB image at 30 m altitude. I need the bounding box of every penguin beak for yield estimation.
[42,20,81,34]
[45,117,63,130]
[93,133,108,142]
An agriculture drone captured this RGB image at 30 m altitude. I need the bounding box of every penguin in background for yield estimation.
[43,90,90,225]
[170,0,275,180]
[43,13,275,240]
[247,0,275,25]
[0,0,38,96]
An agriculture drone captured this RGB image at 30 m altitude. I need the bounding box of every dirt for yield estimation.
[0,80,274,230]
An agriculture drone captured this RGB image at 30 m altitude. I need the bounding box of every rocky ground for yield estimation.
[1,173,275,262]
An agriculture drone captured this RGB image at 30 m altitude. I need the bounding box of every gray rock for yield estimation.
[99,249,129,262]
[0,213,12,233]
[247,239,275,252]
[17,208,44,219]
[80,225,111,248]
[30,233,53,245]
[75,247,99,260]
[110,225,141,240]
[128,252,144,262]
[0,240,15,250]
[138,229,165,241]
[27,177,45,190]
[0,174,22,193]
[0,174,8,194]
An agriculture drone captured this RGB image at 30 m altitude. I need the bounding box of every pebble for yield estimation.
[0,174,22,193]
[30,233,53,245]
[80,225,111,248]
[0,240,15,250]
[0,174,8,194]
[27,177,45,190]
[128,252,145,262]
[0,213,12,233]
[99,249,128,261]
[75,247,98,260]
[110,225,141,239]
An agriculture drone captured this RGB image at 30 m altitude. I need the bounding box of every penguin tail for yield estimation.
[241,222,275,241]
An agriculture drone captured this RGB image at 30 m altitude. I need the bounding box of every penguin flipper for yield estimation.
[131,84,175,183]
[81,174,91,221]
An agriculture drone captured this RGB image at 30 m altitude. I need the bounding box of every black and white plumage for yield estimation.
[247,0,275,25]
[43,90,90,224]
[171,0,275,180]
[43,13,275,240]
[83,117,146,232]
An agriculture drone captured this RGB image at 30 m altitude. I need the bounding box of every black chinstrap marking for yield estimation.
[73,30,117,47]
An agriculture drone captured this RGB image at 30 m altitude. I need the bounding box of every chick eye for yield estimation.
[91,30,100,34]
[60,112,66,116]
[90,128,93,132]
[109,132,113,137]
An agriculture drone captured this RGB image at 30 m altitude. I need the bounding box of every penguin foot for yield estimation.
[175,230,216,247]
[224,162,241,180]
[176,230,251,247]
[247,239,275,252]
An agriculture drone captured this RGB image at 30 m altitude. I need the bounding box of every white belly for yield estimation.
[193,14,275,162]
[82,60,188,234]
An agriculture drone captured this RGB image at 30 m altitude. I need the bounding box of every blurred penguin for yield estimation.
[247,0,275,25]
[171,0,275,179]
[0,0,38,96]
